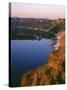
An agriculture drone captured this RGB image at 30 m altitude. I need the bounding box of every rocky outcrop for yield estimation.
[20,31,65,87]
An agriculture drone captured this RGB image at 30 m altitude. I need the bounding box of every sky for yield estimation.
[10,3,65,19]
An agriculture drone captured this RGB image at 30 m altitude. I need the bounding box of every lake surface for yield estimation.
[11,39,54,87]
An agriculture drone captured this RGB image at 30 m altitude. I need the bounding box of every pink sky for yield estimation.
[11,3,65,19]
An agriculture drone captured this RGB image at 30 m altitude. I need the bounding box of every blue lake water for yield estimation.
[11,39,53,87]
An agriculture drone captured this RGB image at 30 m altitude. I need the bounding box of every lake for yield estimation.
[11,38,54,87]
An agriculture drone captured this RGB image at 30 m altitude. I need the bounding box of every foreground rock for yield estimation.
[20,31,65,86]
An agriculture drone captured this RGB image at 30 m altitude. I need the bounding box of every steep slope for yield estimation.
[20,31,65,86]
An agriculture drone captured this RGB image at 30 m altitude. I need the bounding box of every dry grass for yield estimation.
[20,31,65,86]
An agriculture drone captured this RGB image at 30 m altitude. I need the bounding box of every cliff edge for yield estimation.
[20,31,65,86]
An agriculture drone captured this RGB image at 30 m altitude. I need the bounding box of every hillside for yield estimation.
[10,18,65,40]
[20,31,65,86]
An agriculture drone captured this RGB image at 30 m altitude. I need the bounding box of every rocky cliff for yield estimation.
[20,31,65,87]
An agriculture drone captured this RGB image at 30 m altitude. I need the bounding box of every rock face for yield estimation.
[20,32,65,87]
